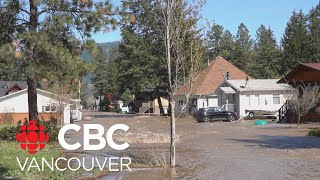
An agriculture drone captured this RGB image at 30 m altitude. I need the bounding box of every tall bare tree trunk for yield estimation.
[164,0,176,166]
[170,100,176,166]
[27,0,39,121]
[27,77,38,120]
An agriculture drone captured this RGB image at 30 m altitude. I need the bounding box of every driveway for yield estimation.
[74,112,320,179]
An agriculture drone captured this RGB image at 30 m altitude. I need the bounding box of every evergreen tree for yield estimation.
[92,46,119,96]
[232,23,253,73]
[308,2,320,62]
[220,30,235,61]
[206,23,224,59]
[253,25,281,78]
[280,10,309,75]
[0,0,116,120]
[117,0,168,95]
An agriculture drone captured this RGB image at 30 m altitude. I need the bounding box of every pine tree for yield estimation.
[232,23,253,73]
[253,25,281,78]
[92,46,119,96]
[280,10,309,75]
[206,23,224,59]
[308,2,320,62]
[220,30,235,61]
[117,0,167,95]
[0,0,116,120]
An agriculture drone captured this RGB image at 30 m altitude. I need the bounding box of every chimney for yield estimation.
[244,75,249,87]
[226,72,230,80]
[207,59,210,66]
[223,72,230,80]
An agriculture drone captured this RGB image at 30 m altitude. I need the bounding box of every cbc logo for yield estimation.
[16,120,50,154]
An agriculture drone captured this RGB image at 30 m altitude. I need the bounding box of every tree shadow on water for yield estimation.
[229,135,320,149]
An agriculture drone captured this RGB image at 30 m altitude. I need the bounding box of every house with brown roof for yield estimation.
[175,56,251,114]
[278,63,320,123]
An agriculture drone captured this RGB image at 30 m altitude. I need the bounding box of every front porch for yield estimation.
[217,87,238,113]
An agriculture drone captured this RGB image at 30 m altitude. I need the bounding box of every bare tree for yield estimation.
[158,0,205,166]
[287,82,320,123]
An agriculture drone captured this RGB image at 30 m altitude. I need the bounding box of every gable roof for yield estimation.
[178,56,251,95]
[278,63,320,83]
[303,63,320,70]
[0,81,27,97]
[0,88,75,103]
[224,79,294,92]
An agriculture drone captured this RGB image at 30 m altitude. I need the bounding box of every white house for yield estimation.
[0,81,80,125]
[175,56,251,114]
[215,79,294,118]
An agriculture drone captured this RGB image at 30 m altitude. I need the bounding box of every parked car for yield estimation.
[245,110,278,119]
[194,107,238,122]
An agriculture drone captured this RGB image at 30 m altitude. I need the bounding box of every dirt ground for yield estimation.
[70,111,320,180]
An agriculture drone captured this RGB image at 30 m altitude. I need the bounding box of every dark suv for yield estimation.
[194,107,238,122]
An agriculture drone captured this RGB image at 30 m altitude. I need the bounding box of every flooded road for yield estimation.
[73,112,320,179]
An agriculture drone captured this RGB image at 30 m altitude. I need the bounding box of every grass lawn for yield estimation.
[0,141,88,179]
[0,124,106,179]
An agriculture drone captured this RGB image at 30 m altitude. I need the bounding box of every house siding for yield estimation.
[238,91,288,117]
[0,90,72,124]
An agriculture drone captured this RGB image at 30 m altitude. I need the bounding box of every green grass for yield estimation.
[0,123,110,179]
[309,128,320,137]
[0,141,86,179]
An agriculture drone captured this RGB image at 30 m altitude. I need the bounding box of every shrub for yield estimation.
[0,125,20,141]
[41,120,60,141]
[309,128,320,137]
[0,120,60,141]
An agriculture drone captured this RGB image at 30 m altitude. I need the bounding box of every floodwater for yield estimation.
[69,111,320,180]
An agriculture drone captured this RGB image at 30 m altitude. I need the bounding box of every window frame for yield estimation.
[273,94,280,104]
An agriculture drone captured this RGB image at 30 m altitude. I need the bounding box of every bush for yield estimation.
[0,125,20,141]
[41,120,60,141]
[309,128,320,137]
[0,120,60,141]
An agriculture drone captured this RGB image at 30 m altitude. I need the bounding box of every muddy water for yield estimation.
[74,112,320,179]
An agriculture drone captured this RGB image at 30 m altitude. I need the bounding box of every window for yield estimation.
[42,105,58,112]
[51,106,57,112]
[255,94,260,105]
[273,94,280,104]
[45,106,50,112]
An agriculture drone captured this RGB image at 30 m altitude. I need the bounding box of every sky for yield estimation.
[91,0,319,43]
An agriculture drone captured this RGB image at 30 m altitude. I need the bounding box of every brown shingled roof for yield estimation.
[178,56,251,95]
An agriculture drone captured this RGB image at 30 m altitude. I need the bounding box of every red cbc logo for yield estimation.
[16,120,50,154]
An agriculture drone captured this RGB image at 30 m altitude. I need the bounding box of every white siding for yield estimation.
[238,91,288,117]
[208,97,218,107]
[197,96,218,109]
[0,91,28,113]
[64,105,71,124]
[0,90,72,124]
